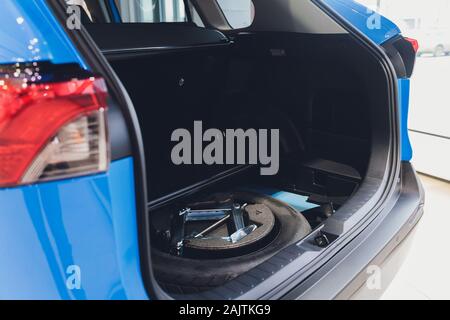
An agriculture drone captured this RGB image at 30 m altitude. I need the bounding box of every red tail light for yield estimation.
[405,37,419,53]
[0,62,109,188]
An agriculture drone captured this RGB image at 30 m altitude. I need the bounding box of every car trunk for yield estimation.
[87,23,392,298]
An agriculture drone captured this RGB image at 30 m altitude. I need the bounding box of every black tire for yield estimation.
[152,191,311,293]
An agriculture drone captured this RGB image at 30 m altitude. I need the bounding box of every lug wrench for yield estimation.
[193,214,231,239]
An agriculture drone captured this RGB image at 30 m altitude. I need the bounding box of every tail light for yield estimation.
[0,62,109,188]
[405,37,419,53]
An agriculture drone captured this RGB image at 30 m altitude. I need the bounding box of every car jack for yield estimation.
[171,203,257,255]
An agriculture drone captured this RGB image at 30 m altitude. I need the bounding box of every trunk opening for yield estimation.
[86,23,392,298]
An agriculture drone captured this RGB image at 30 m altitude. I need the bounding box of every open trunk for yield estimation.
[87,21,392,298]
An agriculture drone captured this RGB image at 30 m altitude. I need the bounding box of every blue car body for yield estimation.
[0,0,413,299]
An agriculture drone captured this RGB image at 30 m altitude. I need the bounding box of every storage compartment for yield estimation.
[148,161,359,294]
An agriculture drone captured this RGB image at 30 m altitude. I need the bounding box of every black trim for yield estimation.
[183,0,193,23]
[101,42,232,60]
[382,35,417,78]
[108,97,132,160]
[85,23,229,54]
[283,162,424,300]
[147,165,252,211]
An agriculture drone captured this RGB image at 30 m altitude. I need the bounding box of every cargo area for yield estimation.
[87,22,391,298]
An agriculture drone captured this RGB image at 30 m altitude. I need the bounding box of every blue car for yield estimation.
[0,0,423,300]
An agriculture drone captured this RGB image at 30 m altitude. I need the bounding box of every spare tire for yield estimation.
[151,191,311,294]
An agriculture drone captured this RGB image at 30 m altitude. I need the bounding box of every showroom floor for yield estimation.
[381,174,450,300]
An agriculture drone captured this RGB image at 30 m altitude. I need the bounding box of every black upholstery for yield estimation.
[85,23,229,54]
[88,26,377,200]
[111,45,230,198]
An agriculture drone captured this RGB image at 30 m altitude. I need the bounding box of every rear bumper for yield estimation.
[283,162,425,300]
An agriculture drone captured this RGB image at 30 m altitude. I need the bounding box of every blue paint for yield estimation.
[108,0,122,23]
[242,187,319,212]
[398,79,413,161]
[322,0,401,45]
[0,158,148,300]
[0,0,87,68]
